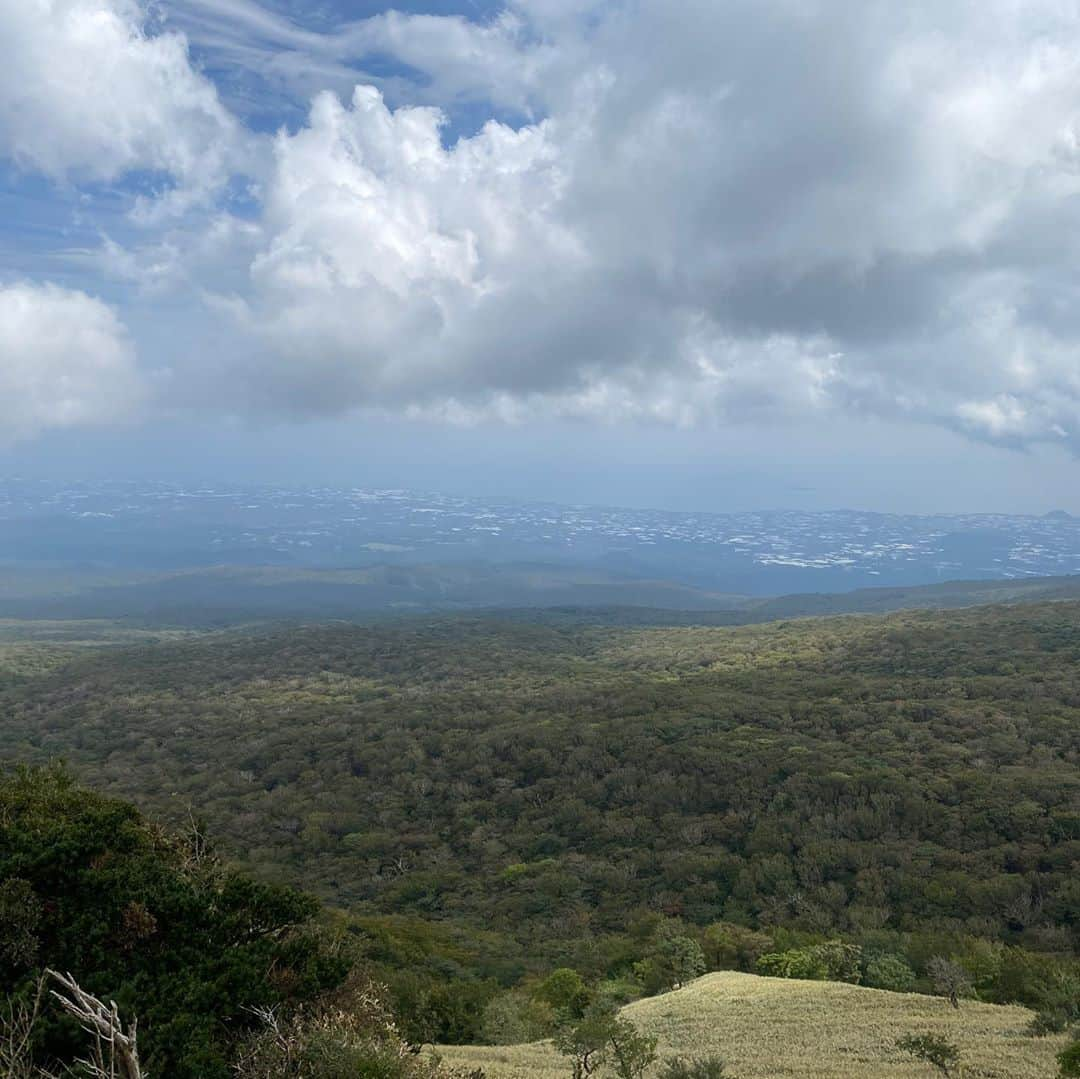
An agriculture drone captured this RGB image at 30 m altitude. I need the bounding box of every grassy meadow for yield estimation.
[434,971,1067,1078]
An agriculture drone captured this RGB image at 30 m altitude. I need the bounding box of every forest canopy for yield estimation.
[1,601,1079,1048]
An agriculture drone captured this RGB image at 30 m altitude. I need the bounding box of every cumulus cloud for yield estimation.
[210,84,576,412]
[0,0,243,213]
[0,283,145,441]
[15,0,1080,449]
[169,0,1080,447]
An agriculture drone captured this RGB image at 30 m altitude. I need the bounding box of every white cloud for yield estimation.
[29,0,1080,451]
[340,11,553,114]
[209,84,575,412]
[0,0,243,214]
[163,0,554,116]
[0,283,145,441]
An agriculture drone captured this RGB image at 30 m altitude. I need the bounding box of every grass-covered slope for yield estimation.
[436,971,1068,1078]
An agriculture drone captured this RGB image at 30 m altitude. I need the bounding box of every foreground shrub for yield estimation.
[1059,1040,1080,1078]
[234,975,448,1079]
[896,1033,960,1078]
[0,767,350,1078]
[658,1055,728,1078]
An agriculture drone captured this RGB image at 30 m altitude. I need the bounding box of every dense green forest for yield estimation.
[2,600,1080,1059]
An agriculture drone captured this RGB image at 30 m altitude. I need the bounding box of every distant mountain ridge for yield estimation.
[2,561,1079,625]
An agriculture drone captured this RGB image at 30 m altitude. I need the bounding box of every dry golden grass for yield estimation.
[433,971,1067,1078]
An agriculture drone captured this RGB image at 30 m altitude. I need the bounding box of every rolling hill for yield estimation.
[435,971,1067,1078]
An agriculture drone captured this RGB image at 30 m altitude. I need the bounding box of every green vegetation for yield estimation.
[2,598,1080,1064]
[0,767,467,1079]
[756,940,862,983]
[657,1058,728,1079]
[554,1006,653,1078]
[1060,1038,1080,1077]
[230,972,454,1079]
[895,1033,960,1077]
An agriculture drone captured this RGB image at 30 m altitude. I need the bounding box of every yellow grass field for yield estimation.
[432,971,1068,1078]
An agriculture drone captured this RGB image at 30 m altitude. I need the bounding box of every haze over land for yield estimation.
[5,478,1080,617]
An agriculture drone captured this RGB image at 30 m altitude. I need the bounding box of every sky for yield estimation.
[2,0,1080,513]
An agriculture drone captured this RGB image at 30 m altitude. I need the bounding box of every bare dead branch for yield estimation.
[0,973,47,1079]
[46,970,144,1079]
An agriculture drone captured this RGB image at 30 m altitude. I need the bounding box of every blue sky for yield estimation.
[2,0,1080,513]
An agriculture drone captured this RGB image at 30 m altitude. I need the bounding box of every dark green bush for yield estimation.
[0,766,348,1079]
[658,1056,728,1078]
[1060,1040,1080,1078]
[896,1033,961,1077]
[863,954,916,992]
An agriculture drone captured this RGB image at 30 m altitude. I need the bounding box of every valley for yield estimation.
[2,595,1079,1064]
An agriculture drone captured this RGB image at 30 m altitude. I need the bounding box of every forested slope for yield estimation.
[2,602,1078,968]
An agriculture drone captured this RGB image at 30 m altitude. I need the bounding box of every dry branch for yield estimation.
[46,969,144,1079]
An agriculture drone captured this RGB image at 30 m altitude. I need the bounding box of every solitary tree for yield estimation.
[555,1006,656,1079]
[637,924,707,993]
[927,957,972,1009]
[555,1009,615,1079]
[659,933,707,990]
